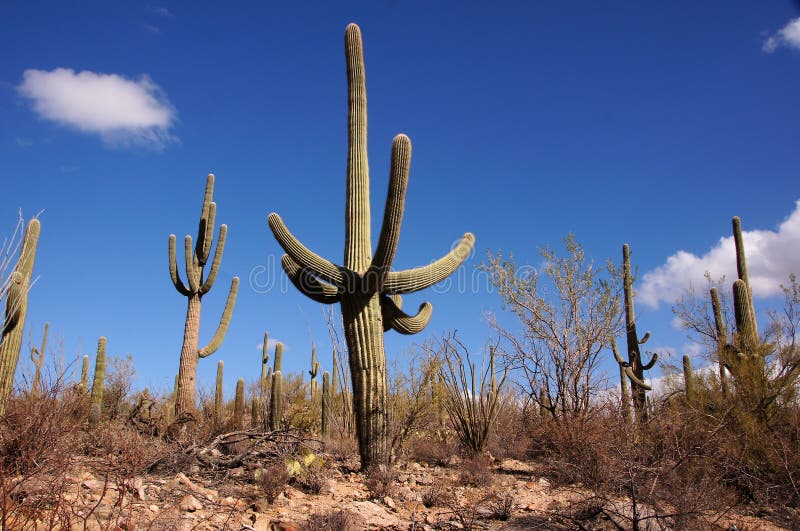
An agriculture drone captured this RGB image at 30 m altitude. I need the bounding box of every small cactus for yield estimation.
[683,354,694,404]
[79,355,89,391]
[89,337,107,426]
[215,360,224,424]
[233,378,245,430]
[260,331,270,402]
[269,369,283,431]
[321,371,331,438]
[0,218,41,413]
[309,345,320,401]
[30,322,48,395]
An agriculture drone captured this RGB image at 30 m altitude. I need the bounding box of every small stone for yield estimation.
[269,519,303,531]
[383,496,396,510]
[425,513,436,524]
[179,494,202,512]
[149,504,159,512]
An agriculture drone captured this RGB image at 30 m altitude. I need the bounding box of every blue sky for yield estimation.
[1,2,799,397]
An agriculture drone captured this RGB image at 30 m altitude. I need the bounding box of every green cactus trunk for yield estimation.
[309,345,319,402]
[251,397,259,427]
[321,371,331,438]
[215,360,224,424]
[30,322,48,396]
[268,24,474,469]
[710,287,729,396]
[80,355,89,391]
[89,337,107,426]
[169,174,239,416]
[233,378,245,430]
[269,370,283,431]
[0,219,40,414]
[618,360,632,425]
[683,354,695,404]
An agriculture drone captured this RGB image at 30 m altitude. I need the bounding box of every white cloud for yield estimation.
[639,200,800,308]
[256,339,287,353]
[17,68,176,149]
[762,17,800,53]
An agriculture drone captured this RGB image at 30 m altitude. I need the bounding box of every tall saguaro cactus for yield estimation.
[168,174,239,415]
[260,331,270,403]
[89,337,107,426]
[268,23,474,468]
[79,355,89,391]
[0,218,41,413]
[616,244,658,423]
[233,378,245,430]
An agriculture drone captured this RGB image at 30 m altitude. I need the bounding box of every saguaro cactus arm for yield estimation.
[383,233,475,295]
[380,295,432,335]
[268,215,345,287]
[168,235,191,296]
[198,277,239,358]
[641,352,658,371]
[200,224,228,295]
[280,255,341,304]
[367,135,411,289]
[625,365,652,390]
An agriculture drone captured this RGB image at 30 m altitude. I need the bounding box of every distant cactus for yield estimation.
[269,370,283,431]
[260,331,270,402]
[80,355,89,391]
[0,218,40,413]
[321,371,331,438]
[89,337,107,426]
[233,378,245,430]
[614,244,658,423]
[715,217,774,410]
[273,342,283,373]
[168,174,239,415]
[309,345,320,402]
[215,360,224,424]
[268,23,474,468]
[683,354,695,404]
[251,397,259,426]
[30,322,48,395]
[710,287,729,395]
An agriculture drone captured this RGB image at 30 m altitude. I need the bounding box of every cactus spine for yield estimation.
[80,355,89,390]
[616,244,658,423]
[268,24,474,468]
[321,371,331,438]
[215,360,224,424]
[0,219,40,413]
[89,337,107,426]
[683,354,695,404]
[233,378,245,430]
[309,345,320,402]
[168,174,239,415]
[30,322,48,395]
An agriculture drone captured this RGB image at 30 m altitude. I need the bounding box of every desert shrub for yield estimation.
[254,462,289,503]
[457,453,493,488]
[102,354,136,421]
[421,479,447,508]
[387,350,440,459]
[487,388,531,460]
[291,455,328,494]
[408,435,454,467]
[304,509,359,530]
[0,370,86,528]
[365,464,397,499]
[324,435,360,467]
[485,488,516,520]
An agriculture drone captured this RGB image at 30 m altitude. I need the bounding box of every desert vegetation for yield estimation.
[1,23,798,531]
